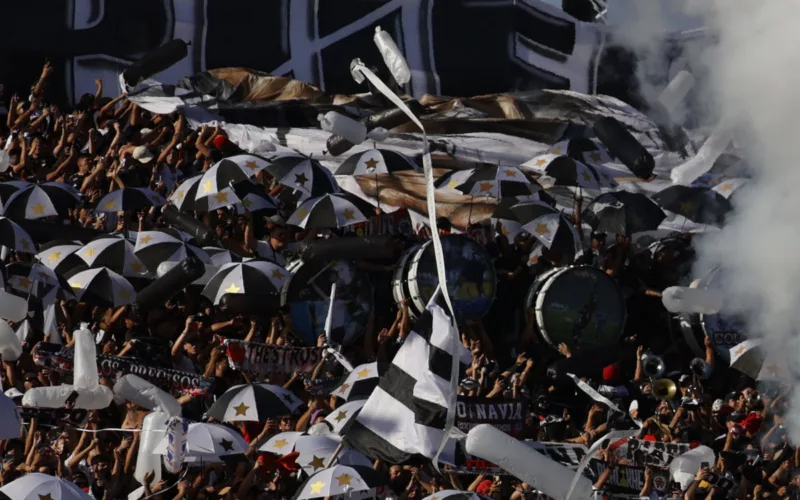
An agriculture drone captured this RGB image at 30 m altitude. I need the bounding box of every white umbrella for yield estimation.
[295,465,377,499]
[423,491,492,500]
[729,340,764,379]
[260,432,370,475]
[0,473,91,500]
[0,393,21,440]
[153,422,248,461]
[325,400,366,434]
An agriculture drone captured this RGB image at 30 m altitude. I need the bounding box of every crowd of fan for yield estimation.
[0,63,792,500]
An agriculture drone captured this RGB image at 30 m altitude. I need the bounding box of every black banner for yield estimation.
[588,460,671,495]
[455,397,524,437]
[304,375,341,396]
[34,343,213,397]
[626,439,689,467]
[526,442,588,470]
[225,340,324,375]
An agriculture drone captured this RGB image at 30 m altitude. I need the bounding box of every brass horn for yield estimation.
[642,354,666,379]
[652,378,677,400]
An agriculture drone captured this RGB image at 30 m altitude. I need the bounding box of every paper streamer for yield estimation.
[163,416,188,474]
[566,373,623,416]
[349,60,458,471]
[324,283,337,347]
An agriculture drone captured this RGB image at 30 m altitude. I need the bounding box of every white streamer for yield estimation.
[564,429,640,500]
[350,60,457,472]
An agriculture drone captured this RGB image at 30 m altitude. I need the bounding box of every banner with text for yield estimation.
[456,397,524,437]
[225,340,324,375]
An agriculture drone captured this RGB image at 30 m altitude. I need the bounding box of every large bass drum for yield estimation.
[281,259,374,346]
[678,267,747,362]
[393,235,496,322]
[525,266,627,351]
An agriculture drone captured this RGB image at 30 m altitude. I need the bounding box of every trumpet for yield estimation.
[652,378,677,400]
[642,354,666,380]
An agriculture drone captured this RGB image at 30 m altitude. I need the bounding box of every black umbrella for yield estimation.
[435,166,543,198]
[523,155,618,190]
[78,234,149,277]
[202,261,290,305]
[3,182,81,219]
[264,155,339,200]
[95,187,166,213]
[35,241,87,278]
[335,149,418,176]
[205,383,304,422]
[0,217,36,253]
[287,193,372,229]
[582,191,666,236]
[510,202,582,256]
[196,157,254,199]
[652,185,733,225]
[133,229,211,272]
[0,181,32,205]
[6,262,75,300]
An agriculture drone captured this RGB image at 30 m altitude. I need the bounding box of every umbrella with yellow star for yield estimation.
[651,185,732,226]
[520,154,618,190]
[324,400,366,434]
[206,383,304,422]
[332,362,380,402]
[422,490,493,500]
[0,217,36,254]
[287,193,371,229]
[203,247,246,266]
[168,175,237,211]
[68,267,136,308]
[153,422,248,463]
[547,137,614,166]
[264,155,339,201]
[3,182,81,220]
[0,472,92,500]
[195,157,256,201]
[582,191,666,236]
[222,154,272,176]
[202,261,290,305]
[133,229,211,273]
[711,177,748,199]
[0,180,32,205]
[94,187,166,213]
[335,148,418,176]
[35,241,87,278]
[435,166,544,199]
[76,234,149,278]
[509,202,582,256]
[491,194,557,241]
[293,465,384,499]
[5,262,75,300]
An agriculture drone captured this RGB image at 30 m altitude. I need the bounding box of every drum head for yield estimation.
[407,235,497,322]
[281,259,374,346]
[533,266,626,351]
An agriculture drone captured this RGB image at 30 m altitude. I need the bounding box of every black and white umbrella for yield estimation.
[0,473,91,500]
[169,175,235,211]
[77,234,148,277]
[522,154,618,190]
[202,261,290,305]
[324,400,366,434]
[229,180,280,214]
[335,149,418,176]
[196,157,254,198]
[294,465,384,500]
[712,178,748,199]
[548,137,614,165]
[287,193,372,229]
[3,182,81,219]
[68,267,136,307]
[0,180,33,205]
[582,191,667,236]
[436,166,544,198]
[134,229,211,272]
[153,422,249,463]
[260,433,371,475]
[332,362,379,402]
[5,262,74,300]
[95,187,166,213]
[423,491,492,500]
[206,383,304,422]
[36,241,87,277]
[222,154,272,176]
[265,155,339,200]
[652,185,732,226]
[0,217,36,253]
[510,202,582,255]
[203,247,246,266]
[491,194,556,241]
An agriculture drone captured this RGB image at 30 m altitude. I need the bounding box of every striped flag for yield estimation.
[343,302,470,464]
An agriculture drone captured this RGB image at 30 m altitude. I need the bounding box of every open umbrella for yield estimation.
[522,154,618,190]
[153,422,248,462]
[95,187,166,213]
[203,247,246,266]
[423,491,492,500]
[712,178,748,199]
[287,193,372,229]
[265,155,339,200]
[68,267,136,308]
[35,242,86,278]
[77,234,148,277]
[325,400,366,434]
[0,393,21,440]
[5,262,74,300]
[0,218,35,253]
[3,182,81,219]
[260,433,369,475]
[582,191,666,236]
[205,383,304,422]
[491,194,556,241]
[134,229,210,272]
[169,175,235,211]
[294,465,385,500]
[435,166,543,199]
[0,180,32,205]
[0,473,91,500]
[222,154,272,176]
[548,137,613,165]
[333,362,379,402]
[652,185,732,226]
[196,157,254,198]
[510,202,582,255]
[202,261,290,305]
[335,149,418,175]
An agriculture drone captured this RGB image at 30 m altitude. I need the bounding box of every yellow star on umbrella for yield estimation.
[225,283,241,294]
[233,403,249,416]
[336,474,353,486]
[245,160,259,171]
[364,158,380,171]
[310,481,325,494]
[535,223,549,235]
[48,251,61,263]
[308,455,326,471]
[271,269,284,280]
[448,179,459,190]
[720,183,734,192]
[203,180,213,193]
[334,410,348,422]
[84,248,96,257]
[273,439,289,450]
[214,192,229,203]
[679,201,695,213]
[338,383,350,394]
[552,147,562,154]
[242,198,253,209]
[31,203,46,215]
[589,152,602,162]
[581,171,593,182]
[175,190,185,200]
[500,224,509,236]
[735,345,746,356]
[103,200,116,210]
[297,208,309,219]
[357,368,371,379]
[17,277,33,289]
[118,289,131,301]
[478,182,493,193]
[70,282,82,289]
[37,271,50,280]
[504,169,517,177]
[20,239,31,250]
[343,209,355,221]
[130,262,145,274]
[535,158,548,167]
[39,494,53,500]
[140,235,153,245]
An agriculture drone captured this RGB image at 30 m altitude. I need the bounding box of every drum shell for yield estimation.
[161,205,216,246]
[298,236,394,262]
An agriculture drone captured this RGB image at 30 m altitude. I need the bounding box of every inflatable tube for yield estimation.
[659,70,695,114]
[161,206,216,246]
[374,27,411,85]
[163,417,188,474]
[72,327,99,390]
[319,112,367,145]
[465,424,594,500]
[134,411,167,486]
[22,384,113,410]
[670,446,715,490]
[298,236,394,262]
[113,375,181,417]
[123,40,189,88]
[217,293,280,316]
[670,114,737,185]
[11,219,102,244]
[326,100,425,156]
[593,117,655,180]
[662,286,723,315]
[135,256,205,310]
[0,290,29,322]
[0,320,23,361]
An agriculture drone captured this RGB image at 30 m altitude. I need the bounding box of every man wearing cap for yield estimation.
[244,213,298,266]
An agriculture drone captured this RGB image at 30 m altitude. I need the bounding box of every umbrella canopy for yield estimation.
[423,491,492,500]
[582,191,667,236]
[548,137,613,165]
[5,262,74,300]
[77,234,148,277]
[68,267,136,308]
[196,158,254,198]
[0,180,32,205]
[0,217,35,253]
[206,383,304,422]
[287,193,372,229]
[729,340,765,379]
[324,400,366,434]
[652,185,732,225]
[134,229,211,272]
[260,433,365,475]
[204,247,245,266]
[0,393,21,440]
[95,187,166,213]
[223,153,272,176]
[333,362,379,402]
[0,473,91,500]
[169,175,236,211]
[435,166,543,198]
[265,155,339,200]
[229,180,280,214]
[202,261,290,305]
[3,182,80,219]
[294,465,384,500]
[36,243,86,278]
[522,154,618,190]
[711,178,748,199]
[510,202,582,255]
[153,422,248,460]
[491,194,556,241]
[335,149,418,176]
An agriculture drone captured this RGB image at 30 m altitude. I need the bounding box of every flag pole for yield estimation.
[324,442,344,468]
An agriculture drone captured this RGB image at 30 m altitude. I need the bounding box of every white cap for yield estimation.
[132,145,155,163]
[712,399,724,413]
[629,400,639,413]
[4,388,23,399]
